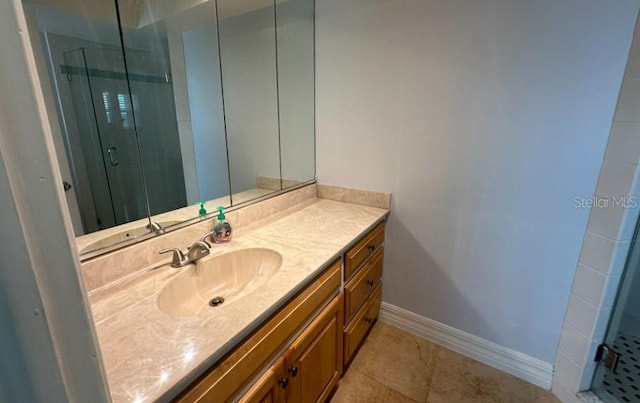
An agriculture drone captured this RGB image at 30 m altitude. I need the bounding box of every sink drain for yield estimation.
[209,296,225,307]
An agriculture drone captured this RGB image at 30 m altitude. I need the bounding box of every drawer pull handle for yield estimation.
[278,377,289,389]
[288,366,299,377]
[366,279,375,286]
[365,317,373,324]
[367,244,376,251]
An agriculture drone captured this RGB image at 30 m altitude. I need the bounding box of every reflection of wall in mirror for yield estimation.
[277,0,315,185]
[166,22,229,205]
[218,3,281,196]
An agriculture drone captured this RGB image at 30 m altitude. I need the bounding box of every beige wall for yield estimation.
[315,0,639,371]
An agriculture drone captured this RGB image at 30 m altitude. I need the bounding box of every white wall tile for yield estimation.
[594,161,637,199]
[572,264,607,306]
[554,351,583,392]
[587,203,628,241]
[558,323,593,365]
[565,294,599,337]
[579,232,630,276]
[603,122,640,164]
[552,382,581,403]
[579,232,614,274]
[624,31,640,81]
[614,79,640,122]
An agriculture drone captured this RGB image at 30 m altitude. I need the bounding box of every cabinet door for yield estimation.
[238,358,286,403]
[284,294,343,403]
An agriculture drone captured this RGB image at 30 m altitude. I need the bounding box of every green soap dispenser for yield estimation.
[212,206,232,243]
[198,202,207,218]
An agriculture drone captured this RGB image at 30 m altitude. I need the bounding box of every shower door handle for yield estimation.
[107,146,119,166]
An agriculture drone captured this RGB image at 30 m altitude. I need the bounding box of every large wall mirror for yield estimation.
[22,0,315,257]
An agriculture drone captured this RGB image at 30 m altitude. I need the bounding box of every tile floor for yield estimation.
[331,322,560,403]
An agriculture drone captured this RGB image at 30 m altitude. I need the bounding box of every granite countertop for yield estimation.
[88,198,389,402]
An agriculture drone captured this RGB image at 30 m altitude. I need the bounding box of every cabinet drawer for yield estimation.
[344,221,385,281]
[344,283,382,365]
[344,247,383,322]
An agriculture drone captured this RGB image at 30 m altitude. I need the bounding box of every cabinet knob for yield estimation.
[288,366,299,377]
[366,279,375,286]
[367,244,376,251]
[365,317,373,324]
[278,377,289,389]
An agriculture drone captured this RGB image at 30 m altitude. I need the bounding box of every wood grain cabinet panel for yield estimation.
[344,284,382,366]
[344,247,383,322]
[344,221,385,281]
[342,221,385,370]
[238,358,285,403]
[284,294,343,403]
[177,261,341,403]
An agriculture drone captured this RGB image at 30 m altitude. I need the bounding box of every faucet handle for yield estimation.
[159,248,187,268]
[187,241,211,261]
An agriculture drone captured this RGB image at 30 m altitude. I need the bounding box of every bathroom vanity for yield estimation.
[83,184,389,402]
[178,221,385,402]
[18,0,389,400]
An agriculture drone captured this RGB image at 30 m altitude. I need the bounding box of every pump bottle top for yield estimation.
[198,202,207,217]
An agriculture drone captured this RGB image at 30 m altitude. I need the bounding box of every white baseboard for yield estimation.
[379,302,554,389]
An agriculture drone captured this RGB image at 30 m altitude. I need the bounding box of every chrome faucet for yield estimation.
[200,231,214,245]
[159,241,210,268]
[146,221,164,235]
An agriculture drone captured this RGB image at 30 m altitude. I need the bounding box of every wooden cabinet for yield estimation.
[344,284,381,364]
[344,247,383,319]
[343,221,385,367]
[344,221,385,281]
[177,260,341,402]
[284,294,343,403]
[177,220,386,403]
[238,358,285,403]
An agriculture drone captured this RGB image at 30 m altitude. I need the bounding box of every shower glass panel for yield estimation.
[591,223,640,402]
[119,49,187,216]
[62,47,148,232]
[115,5,229,221]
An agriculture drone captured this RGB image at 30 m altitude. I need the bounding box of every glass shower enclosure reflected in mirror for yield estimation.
[22,0,316,256]
[62,48,149,232]
[117,0,234,219]
[24,1,154,240]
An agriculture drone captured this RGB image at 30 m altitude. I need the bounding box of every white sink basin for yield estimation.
[156,248,283,317]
